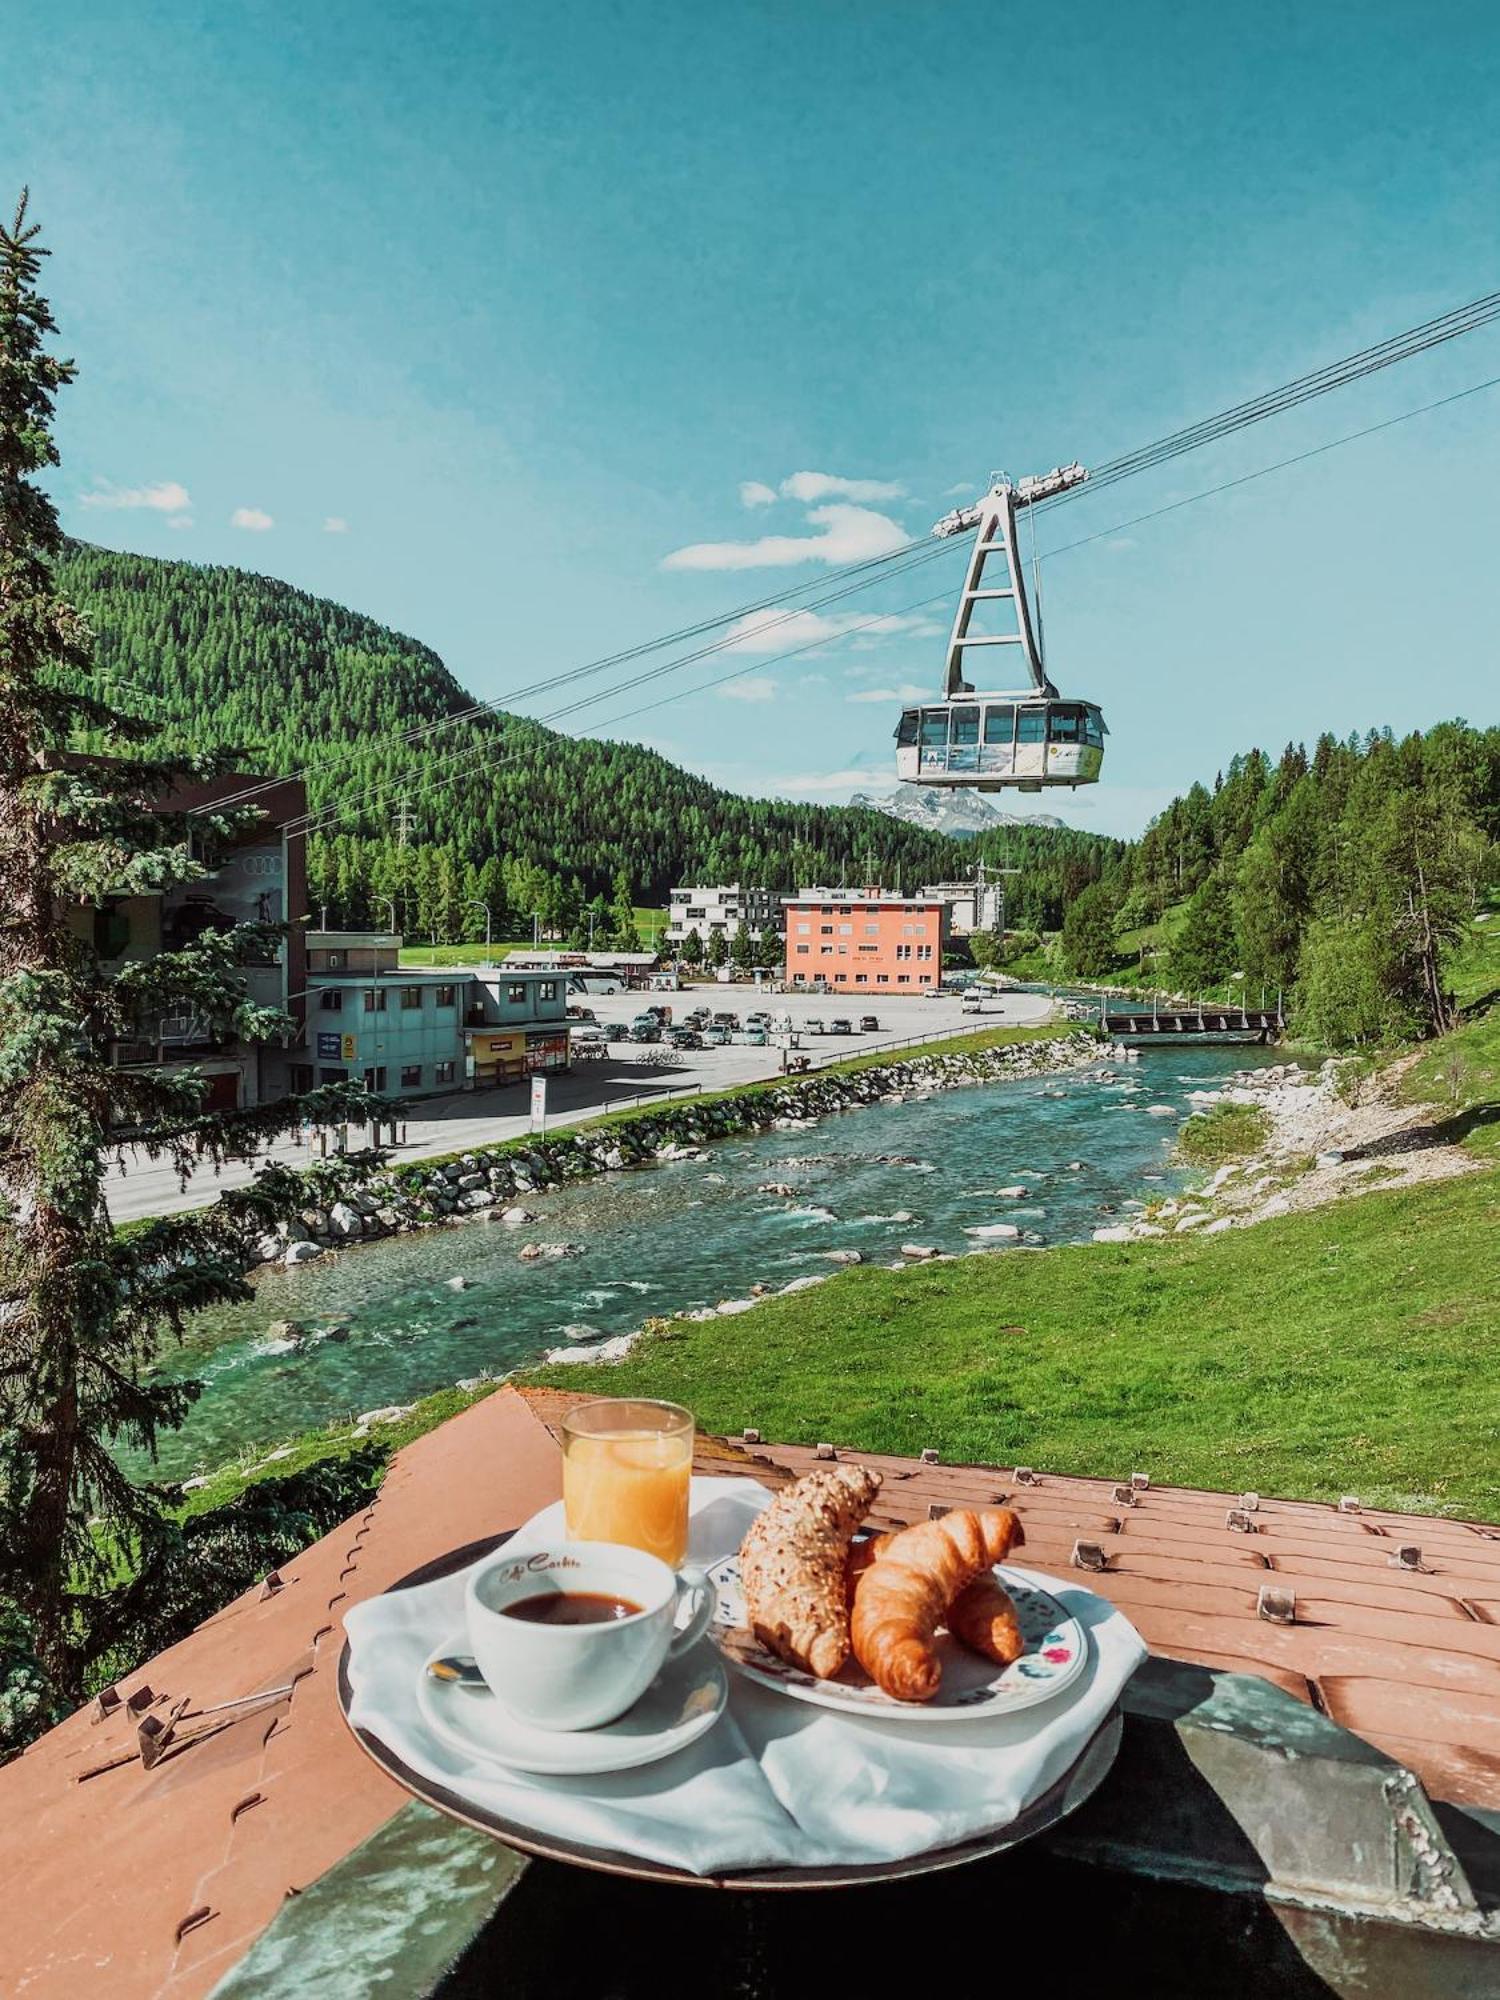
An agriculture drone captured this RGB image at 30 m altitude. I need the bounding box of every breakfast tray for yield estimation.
[337,1533,1123,1890]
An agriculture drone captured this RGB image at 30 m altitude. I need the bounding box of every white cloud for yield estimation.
[230,506,274,532]
[166,515,194,531]
[80,479,191,514]
[323,515,349,534]
[781,471,905,504]
[944,480,976,497]
[719,676,778,702]
[663,503,908,573]
[738,481,777,508]
[723,607,940,655]
[846,683,930,704]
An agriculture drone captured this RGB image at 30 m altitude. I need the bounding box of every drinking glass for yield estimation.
[561,1398,694,1568]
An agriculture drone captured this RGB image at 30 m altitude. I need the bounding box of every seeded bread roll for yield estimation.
[739,1465,883,1677]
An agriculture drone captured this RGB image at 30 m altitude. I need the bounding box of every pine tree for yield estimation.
[729,919,753,972]
[0,194,381,1696]
[680,927,704,967]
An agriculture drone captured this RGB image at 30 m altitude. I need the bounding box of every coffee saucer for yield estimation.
[416,1634,728,1776]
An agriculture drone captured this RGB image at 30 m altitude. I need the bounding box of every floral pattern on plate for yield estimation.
[708,1558,1088,1723]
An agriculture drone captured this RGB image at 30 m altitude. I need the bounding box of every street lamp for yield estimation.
[465,900,493,955]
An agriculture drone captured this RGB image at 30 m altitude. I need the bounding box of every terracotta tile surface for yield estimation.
[8,1382,1500,1999]
[1,1386,561,2000]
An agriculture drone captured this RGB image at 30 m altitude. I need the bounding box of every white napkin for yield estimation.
[344,1475,1145,1876]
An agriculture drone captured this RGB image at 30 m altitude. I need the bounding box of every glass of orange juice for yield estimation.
[561,1398,694,1568]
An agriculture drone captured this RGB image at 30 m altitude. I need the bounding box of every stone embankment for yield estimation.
[251,1032,1101,1272]
[1094,1053,1484,1246]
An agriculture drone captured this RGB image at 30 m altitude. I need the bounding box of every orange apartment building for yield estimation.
[781,887,950,992]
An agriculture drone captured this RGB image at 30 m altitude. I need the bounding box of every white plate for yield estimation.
[709,1559,1088,1722]
[417,1634,727,1776]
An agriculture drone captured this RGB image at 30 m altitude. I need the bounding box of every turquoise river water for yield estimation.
[139,1042,1274,1479]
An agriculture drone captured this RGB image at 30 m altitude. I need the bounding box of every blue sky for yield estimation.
[10,0,1500,839]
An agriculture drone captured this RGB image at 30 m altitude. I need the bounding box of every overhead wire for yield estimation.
[184,286,1500,832]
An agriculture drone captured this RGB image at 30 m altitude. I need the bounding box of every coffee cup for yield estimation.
[464,1541,714,1732]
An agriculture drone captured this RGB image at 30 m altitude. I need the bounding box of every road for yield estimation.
[104,986,1056,1224]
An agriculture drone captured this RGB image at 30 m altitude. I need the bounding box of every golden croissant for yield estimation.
[851,1508,1024,1701]
[739,1464,882,1677]
[846,1529,1025,1670]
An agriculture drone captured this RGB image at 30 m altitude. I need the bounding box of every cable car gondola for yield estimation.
[895,464,1106,793]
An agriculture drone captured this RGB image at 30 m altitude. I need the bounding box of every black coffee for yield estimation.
[504,1591,642,1626]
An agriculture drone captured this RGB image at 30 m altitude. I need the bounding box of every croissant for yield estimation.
[847,1530,1024,1669]
[851,1508,1024,1700]
[739,1464,882,1677]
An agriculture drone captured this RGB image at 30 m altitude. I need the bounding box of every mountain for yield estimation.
[57,542,1119,932]
[848,786,1065,838]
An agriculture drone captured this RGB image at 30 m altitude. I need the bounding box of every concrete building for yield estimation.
[666,884,780,947]
[781,887,950,992]
[918,877,1006,937]
[461,968,572,1087]
[79,768,308,1111]
[301,939,570,1096]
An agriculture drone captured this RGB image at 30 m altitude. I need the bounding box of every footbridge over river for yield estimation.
[1100,993,1285,1044]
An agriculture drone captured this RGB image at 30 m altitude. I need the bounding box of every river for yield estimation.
[137,1041,1272,1479]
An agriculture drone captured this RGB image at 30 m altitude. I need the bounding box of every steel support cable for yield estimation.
[284,362,1500,847]
[281,539,966,839]
[1037,370,1500,563]
[195,534,938,816]
[1036,295,1500,508]
[192,285,1500,819]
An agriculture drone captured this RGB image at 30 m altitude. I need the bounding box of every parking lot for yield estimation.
[107,983,1056,1223]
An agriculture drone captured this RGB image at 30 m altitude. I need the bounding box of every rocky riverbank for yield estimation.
[1093,1050,1485,1245]
[250,1032,1103,1273]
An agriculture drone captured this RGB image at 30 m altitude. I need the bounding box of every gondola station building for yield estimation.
[781,887,949,991]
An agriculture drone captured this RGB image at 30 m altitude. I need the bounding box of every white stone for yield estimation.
[964,1223,1021,1240]
[1174,1212,1212,1232]
[715,1298,760,1316]
[900,1244,940,1260]
[1146,1105,1179,1118]
[1316,1150,1346,1169]
[779,1274,828,1294]
[1092,1226,1134,1243]
[823,1249,863,1265]
[445,1275,471,1290]
[1203,1217,1235,1234]
[995,1186,1029,1199]
[499,1206,536,1224]
[283,1240,324,1265]
[328,1202,363,1239]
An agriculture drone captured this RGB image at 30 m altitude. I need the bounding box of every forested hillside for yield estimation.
[1057,726,1499,1046]
[59,544,1117,940]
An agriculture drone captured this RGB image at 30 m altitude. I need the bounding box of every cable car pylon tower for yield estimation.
[895,462,1107,793]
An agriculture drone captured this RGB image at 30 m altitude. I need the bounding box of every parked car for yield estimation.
[644,1003,673,1025]
[702,1026,730,1047]
[686,1007,712,1028]
[570,1022,609,1045]
[742,1026,768,1046]
[567,1004,597,1021]
[668,1028,701,1049]
[829,1018,853,1036]
[859,1015,880,1033]
[711,1011,740,1031]
[629,1023,661,1043]
[801,1017,826,1035]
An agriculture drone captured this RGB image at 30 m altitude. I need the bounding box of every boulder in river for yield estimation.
[900,1243,940,1260]
[964,1223,1020,1240]
[446,1275,471,1290]
[266,1318,307,1343]
[823,1248,863,1265]
[283,1240,323,1265]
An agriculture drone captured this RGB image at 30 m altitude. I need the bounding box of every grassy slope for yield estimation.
[527,988,1500,1517]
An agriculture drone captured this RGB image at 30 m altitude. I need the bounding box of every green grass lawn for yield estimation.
[525,1168,1500,1517]
[398,911,668,967]
[1176,1100,1272,1166]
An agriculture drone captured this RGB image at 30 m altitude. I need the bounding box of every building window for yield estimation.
[401,985,423,1010]
[914,922,927,936]
[902,924,914,936]
[898,975,910,984]
[325,951,344,970]
[796,922,810,935]
[795,944,809,954]
[820,925,833,935]
[918,945,932,960]
[855,974,868,984]
[364,989,385,1012]
[289,1064,314,1092]
[435,1060,456,1086]
[835,972,848,982]
[319,989,343,1012]
[400,1064,422,1088]
[858,943,877,954]
[364,1065,387,1090]
[435,985,456,1007]
[877,974,889,983]
[864,923,879,936]
[820,945,833,956]
[508,982,527,1004]
[540,980,557,1001]
[837,923,852,936]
